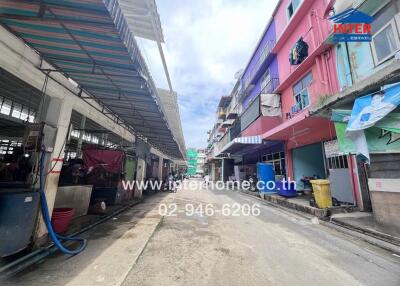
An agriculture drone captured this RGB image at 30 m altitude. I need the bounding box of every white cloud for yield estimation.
[137,0,278,148]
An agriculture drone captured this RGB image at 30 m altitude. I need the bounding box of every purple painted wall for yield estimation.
[242,20,276,84]
[243,56,279,108]
[240,20,279,109]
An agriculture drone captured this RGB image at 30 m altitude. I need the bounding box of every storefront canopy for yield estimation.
[221,136,283,156]
[220,136,270,156]
[0,0,183,159]
[262,110,335,149]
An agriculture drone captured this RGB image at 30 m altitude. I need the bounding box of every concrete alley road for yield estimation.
[123,180,400,286]
[5,179,400,286]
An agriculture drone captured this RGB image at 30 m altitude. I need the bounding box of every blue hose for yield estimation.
[39,151,87,255]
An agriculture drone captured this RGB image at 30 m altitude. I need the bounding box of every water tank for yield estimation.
[256,163,275,193]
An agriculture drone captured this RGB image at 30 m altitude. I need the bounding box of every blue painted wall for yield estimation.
[292,143,326,188]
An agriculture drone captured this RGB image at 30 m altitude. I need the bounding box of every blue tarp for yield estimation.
[347,83,400,131]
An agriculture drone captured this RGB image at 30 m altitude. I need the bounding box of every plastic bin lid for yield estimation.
[310,179,330,185]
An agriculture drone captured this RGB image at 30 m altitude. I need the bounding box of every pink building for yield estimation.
[262,0,341,186]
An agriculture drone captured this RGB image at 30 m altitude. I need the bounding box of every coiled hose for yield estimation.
[39,151,87,255]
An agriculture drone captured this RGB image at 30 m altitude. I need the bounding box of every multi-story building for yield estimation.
[314,0,400,231]
[196,149,207,175]
[207,0,400,233]
[206,96,232,181]
[208,0,340,185]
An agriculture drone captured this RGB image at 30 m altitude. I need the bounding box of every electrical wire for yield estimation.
[29,71,50,186]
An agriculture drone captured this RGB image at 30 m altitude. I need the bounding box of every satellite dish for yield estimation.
[234,69,244,79]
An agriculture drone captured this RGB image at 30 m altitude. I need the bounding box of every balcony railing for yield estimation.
[229,120,241,141]
[242,40,276,91]
[240,95,260,131]
[260,77,280,95]
[226,103,239,119]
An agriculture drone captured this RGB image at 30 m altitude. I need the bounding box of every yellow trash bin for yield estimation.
[310,179,332,208]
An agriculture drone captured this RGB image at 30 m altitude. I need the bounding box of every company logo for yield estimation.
[329,8,373,42]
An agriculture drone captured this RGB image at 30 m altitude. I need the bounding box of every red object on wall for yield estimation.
[83,149,125,174]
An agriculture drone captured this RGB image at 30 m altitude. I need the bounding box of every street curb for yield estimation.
[237,189,400,255]
[261,193,329,218]
[133,215,164,265]
[329,218,400,247]
[237,189,314,221]
[320,220,400,256]
[120,215,165,286]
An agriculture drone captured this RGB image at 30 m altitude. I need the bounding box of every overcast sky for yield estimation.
[137,0,278,149]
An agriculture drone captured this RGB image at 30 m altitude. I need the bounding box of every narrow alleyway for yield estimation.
[5,180,400,286]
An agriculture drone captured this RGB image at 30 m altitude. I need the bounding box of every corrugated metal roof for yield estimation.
[117,0,164,42]
[0,0,182,158]
[157,88,186,158]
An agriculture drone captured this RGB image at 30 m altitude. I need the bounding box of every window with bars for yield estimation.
[368,2,400,65]
[326,155,348,169]
[71,129,100,144]
[0,96,36,122]
[0,139,23,155]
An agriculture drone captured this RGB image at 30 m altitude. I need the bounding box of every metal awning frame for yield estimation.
[0,0,182,158]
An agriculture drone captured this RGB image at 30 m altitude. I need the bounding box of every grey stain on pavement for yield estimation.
[214,247,230,255]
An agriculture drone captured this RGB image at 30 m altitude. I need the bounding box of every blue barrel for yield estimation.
[256,163,276,193]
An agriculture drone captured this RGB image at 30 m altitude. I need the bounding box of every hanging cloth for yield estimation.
[289,37,309,65]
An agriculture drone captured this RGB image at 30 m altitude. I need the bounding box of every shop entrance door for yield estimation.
[292,143,326,189]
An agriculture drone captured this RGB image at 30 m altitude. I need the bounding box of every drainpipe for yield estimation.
[284,142,293,181]
[323,50,334,94]
[308,11,317,50]
[312,9,324,47]
[321,53,331,94]
[310,9,330,97]
[315,56,328,97]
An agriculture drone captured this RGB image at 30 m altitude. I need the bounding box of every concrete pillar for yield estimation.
[135,158,146,199]
[158,157,164,180]
[211,163,216,181]
[285,142,294,181]
[222,159,234,181]
[219,159,225,182]
[35,97,73,243]
[76,115,86,158]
